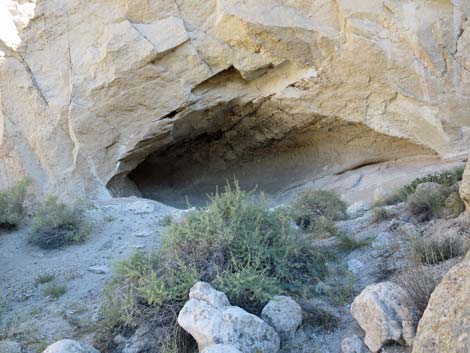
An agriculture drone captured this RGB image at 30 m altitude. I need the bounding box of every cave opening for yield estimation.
[123,116,434,209]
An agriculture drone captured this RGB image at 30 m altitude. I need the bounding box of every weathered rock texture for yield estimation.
[351,281,415,352]
[2,1,470,202]
[42,339,100,353]
[177,282,280,353]
[413,254,470,353]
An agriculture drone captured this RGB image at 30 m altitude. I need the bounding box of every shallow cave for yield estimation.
[122,116,433,209]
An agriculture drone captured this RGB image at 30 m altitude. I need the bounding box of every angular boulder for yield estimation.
[178,282,280,353]
[42,340,100,353]
[351,282,415,353]
[261,295,303,341]
[412,255,470,353]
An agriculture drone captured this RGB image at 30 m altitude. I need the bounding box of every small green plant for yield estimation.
[43,283,67,299]
[36,273,55,284]
[410,236,467,265]
[290,189,346,235]
[29,196,91,249]
[100,181,327,353]
[0,178,30,230]
[370,207,395,224]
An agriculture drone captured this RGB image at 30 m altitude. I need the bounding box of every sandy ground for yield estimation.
[0,198,183,352]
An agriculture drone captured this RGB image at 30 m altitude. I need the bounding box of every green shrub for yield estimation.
[100,182,327,352]
[410,236,468,265]
[290,189,346,235]
[29,196,91,249]
[43,283,67,299]
[401,166,464,197]
[0,178,30,230]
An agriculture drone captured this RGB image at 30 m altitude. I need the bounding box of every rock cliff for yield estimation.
[2,1,470,202]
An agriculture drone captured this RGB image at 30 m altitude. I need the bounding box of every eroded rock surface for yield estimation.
[351,282,415,353]
[177,282,280,353]
[2,1,470,202]
[412,254,470,353]
[261,295,303,342]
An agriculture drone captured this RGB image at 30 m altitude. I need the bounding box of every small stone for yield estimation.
[87,265,110,274]
[113,335,127,346]
[347,259,364,274]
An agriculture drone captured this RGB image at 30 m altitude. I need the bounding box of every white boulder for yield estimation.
[42,339,100,353]
[177,282,280,353]
[351,282,415,352]
[261,295,303,341]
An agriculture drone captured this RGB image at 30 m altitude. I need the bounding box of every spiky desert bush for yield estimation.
[370,207,395,224]
[410,236,467,265]
[0,178,30,230]
[407,184,450,222]
[29,196,91,249]
[99,182,327,352]
[290,188,346,235]
[396,265,438,318]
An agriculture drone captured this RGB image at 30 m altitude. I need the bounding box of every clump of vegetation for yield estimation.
[400,166,464,197]
[43,283,67,299]
[99,182,328,352]
[410,236,468,265]
[36,273,55,284]
[0,178,30,230]
[29,196,91,249]
[407,185,449,222]
[322,266,356,306]
[377,166,465,206]
[370,207,395,224]
[396,265,438,318]
[337,233,371,251]
[289,188,346,236]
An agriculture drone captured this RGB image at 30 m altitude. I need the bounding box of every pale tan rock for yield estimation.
[412,255,470,353]
[459,160,470,211]
[2,1,470,201]
[177,282,280,353]
[351,282,416,353]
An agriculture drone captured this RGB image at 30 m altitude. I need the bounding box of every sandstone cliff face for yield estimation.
[1,1,470,201]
